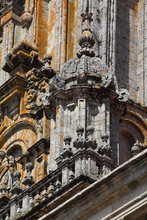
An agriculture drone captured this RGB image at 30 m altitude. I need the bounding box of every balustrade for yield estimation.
[0,126,114,220]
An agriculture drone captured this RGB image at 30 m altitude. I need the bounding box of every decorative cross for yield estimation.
[81,0,93,22]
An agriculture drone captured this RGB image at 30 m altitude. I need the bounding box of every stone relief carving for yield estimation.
[25,89,37,110]
[24,18,128,113]
[117,89,130,102]
[26,68,39,88]
[40,55,56,79]
[25,54,57,110]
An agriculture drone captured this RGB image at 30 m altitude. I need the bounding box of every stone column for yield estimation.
[10,200,17,219]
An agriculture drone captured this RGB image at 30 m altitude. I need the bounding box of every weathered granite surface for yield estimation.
[0,0,146,220]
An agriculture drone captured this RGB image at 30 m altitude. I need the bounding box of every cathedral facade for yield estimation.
[0,0,146,219]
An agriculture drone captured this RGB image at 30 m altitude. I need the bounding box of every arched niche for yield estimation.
[7,145,23,160]
[6,139,27,155]
[0,120,37,150]
[119,120,144,164]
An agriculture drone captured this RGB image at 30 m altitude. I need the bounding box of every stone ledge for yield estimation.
[37,149,147,220]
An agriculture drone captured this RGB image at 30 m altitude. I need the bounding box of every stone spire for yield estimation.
[77,0,95,58]
[81,0,93,31]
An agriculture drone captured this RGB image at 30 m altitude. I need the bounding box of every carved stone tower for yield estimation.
[0,0,146,220]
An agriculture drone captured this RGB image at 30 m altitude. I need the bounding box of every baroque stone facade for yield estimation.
[0,0,146,220]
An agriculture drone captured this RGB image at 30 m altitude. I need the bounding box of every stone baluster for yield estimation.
[17,202,22,216]
[61,136,73,186]
[22,162,35,213]
[85,126,99,179]
[10,171,22,219]
[73,127,85,177]
[35,191,41,206]
[131,142,141,156]
[29,194,34,209]
[42,187,48,201]
[73,126,99,179]
[98,133,112,175]
[22,162,35,188]
[62,136,73,159]
[74,154,83,178]
[69,170,75,182]
[55,178,62,192]
[48,183,55,197]
[86,156,99,180]
[86,126,97,150]
[73,127,85,150]
[55,156,63,167]
[5,213,10,220]
[11,171,22,197]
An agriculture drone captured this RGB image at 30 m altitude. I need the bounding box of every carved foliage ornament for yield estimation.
[25,55,56,110]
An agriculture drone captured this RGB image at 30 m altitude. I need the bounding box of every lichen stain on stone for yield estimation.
[1,11,13,25]
[36,0,48,58]
[67,0,78,60]
[47,1,56,68]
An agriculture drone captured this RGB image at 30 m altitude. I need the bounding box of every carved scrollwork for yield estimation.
[25,54,57,111]
[26,68,39,88]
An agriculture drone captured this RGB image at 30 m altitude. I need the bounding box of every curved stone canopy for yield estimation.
[61,56,109,77]
[61,53,116,90]
[60,30,116,89]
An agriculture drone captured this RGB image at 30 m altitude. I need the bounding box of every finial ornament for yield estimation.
[131,141,141,156]
[77,30,95,58]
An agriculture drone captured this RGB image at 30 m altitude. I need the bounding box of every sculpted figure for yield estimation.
[40,54,56,79]
[0,151,16,190]
[25,88,37,110]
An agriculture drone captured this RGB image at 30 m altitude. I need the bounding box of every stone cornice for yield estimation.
[29,149,147,220]
[1,149,146,219]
